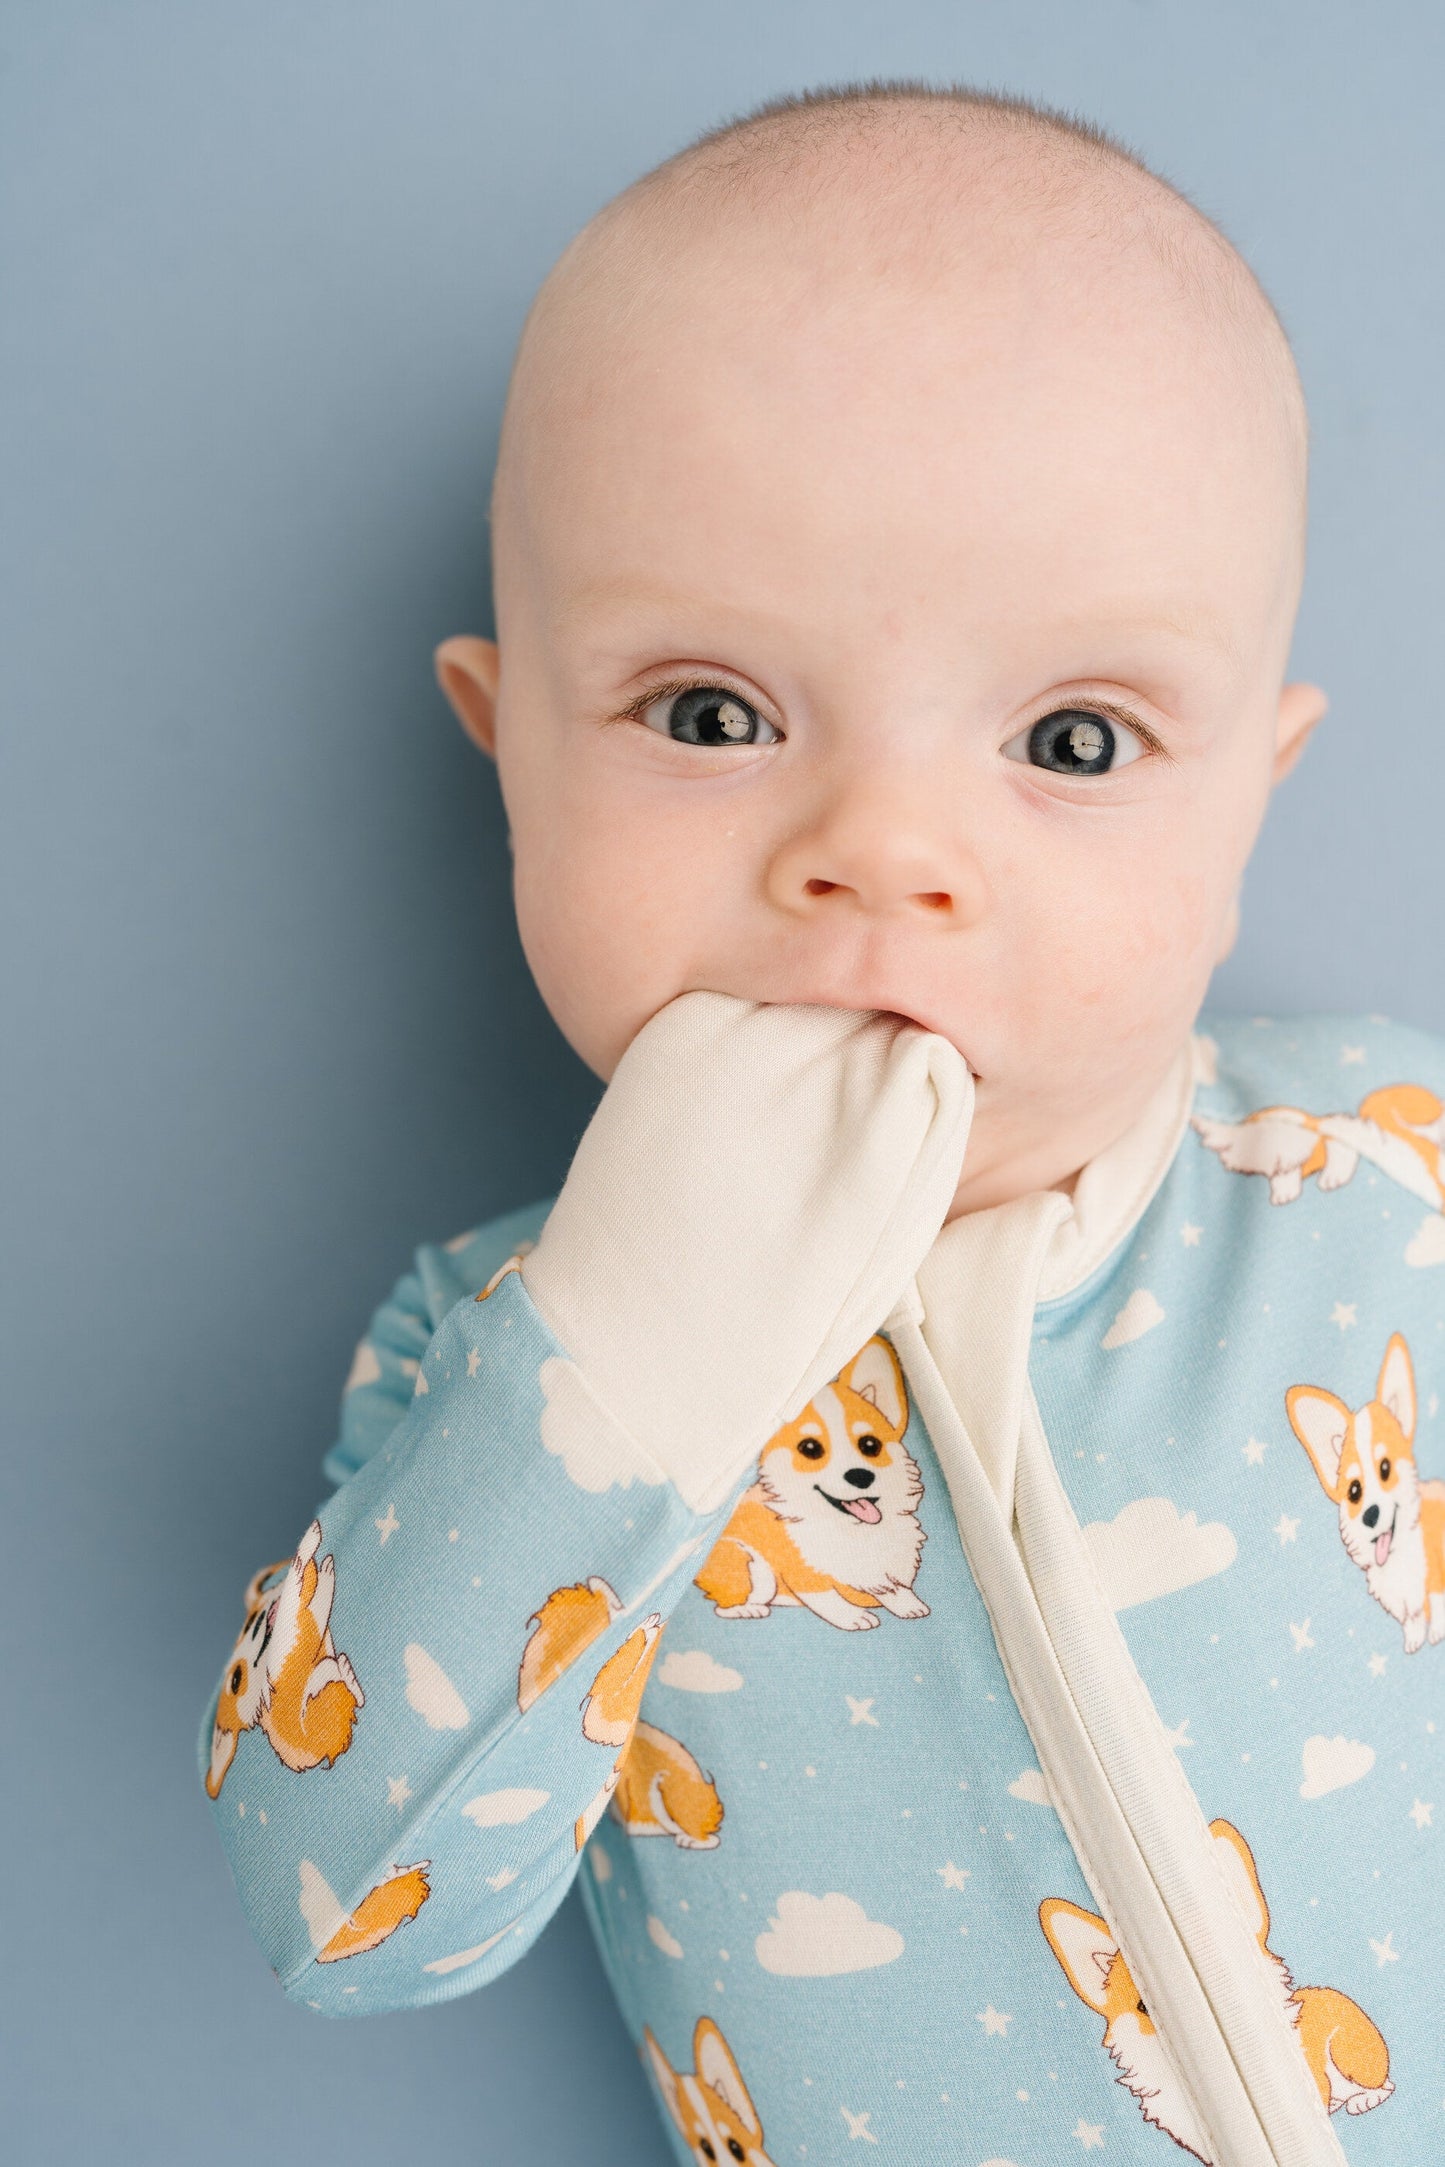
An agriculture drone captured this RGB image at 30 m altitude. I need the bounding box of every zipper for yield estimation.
[888,1306,1345,2167]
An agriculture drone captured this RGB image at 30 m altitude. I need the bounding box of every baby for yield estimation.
[199,82,1445,2166]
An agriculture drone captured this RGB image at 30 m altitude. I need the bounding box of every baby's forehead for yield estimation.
[493,111,1306,665]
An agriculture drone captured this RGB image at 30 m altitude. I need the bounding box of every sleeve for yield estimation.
[196,1224,757,2019]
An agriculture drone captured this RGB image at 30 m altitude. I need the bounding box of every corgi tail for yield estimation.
[315,1862,431,1962]
[517,1577,621,1713]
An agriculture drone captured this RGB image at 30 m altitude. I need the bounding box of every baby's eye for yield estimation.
[1001,706,1145,776]
[641,684,780,748]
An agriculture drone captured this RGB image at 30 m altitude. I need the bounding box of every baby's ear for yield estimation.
[1271,680,1329,785]
[435,635,501,761]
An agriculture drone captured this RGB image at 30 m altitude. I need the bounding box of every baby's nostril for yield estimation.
[844,1468,875,1489]
[1362,1504,1379,1528]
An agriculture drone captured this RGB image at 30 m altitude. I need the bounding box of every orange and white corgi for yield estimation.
[1286,1331,1445,1652]
[1193,1082,1445,1211]
[693,1334,927,1632]
[313,1860,432,1963]
[611,1720,725,1849]
[518,1575,666,1848]
[516,1574,664,1743]
[644,2017,776,2167]
[1041,1820,1392,2162]
[205,1518,364,1799]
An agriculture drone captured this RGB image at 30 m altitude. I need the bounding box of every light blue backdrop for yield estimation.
[5,4,1442,2161]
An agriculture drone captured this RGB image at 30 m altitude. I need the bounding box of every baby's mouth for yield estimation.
[815,1483,882,1524]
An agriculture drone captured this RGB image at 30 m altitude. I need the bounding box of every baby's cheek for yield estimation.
[1037,857,1213,1031]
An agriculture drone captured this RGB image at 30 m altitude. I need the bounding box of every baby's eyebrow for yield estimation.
[559,580,1239,671]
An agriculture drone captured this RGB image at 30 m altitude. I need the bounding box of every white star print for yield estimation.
[466,1344,482,1378]
[975,2004,1012,2037]
[1340,1044,1367,1065]
[841,2107,879,2143]
[1409,1799,1434,1830]
[487,1866,519,1890]
[1274,1514,1300,1546]
[1180,1223,1203,1247]
[1331,1301,1358,1331]
[937,1861,970,1890]
[1289,1619,1315,1652]
[1162,1718,1192,1751]
[374,1503,400,1544]
[1370,1932,1400,1966]
[1368,1653,1388,1679]
[1242,1436,1268,1466]
[386,1774,413,1809]
[1073,2119,1106,2150]
[846,1697,879,1727]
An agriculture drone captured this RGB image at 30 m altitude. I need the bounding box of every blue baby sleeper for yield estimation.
[199,1009,1445,2166]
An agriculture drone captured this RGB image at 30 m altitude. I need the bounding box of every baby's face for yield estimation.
[442,175,1323,1215]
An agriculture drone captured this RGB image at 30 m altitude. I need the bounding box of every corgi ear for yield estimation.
[642,2027,683,2131]
[204,1719,239,1799]
[1377,1334,1416,1443]
[842,1335,908,1431]
[694,2018,762,2135]
[1285,1384,1353,1498]
[1209,1821,1271,1948]
[1039,1898,1117,2016]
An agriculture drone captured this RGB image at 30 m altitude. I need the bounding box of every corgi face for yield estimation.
[205,1591,279,1796]
[1287,1334,1419,1572]
[644,2021,774,2167]
[759,1336,918,1529]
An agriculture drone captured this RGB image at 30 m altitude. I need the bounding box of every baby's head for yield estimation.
[438,83,1325,1217]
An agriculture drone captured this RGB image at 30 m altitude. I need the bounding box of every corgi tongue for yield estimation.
[1375,1526,1393,1566]
[844,1496,882,1523]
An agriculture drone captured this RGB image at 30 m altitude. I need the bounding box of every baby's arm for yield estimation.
[197,993,971,2016]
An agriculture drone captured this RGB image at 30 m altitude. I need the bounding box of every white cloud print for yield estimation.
[1406,1213,1445,1269]
[754,1891,904,1977]
[657,1649,744,1694]
[1300,1735,1375,1800]
[461,1786,551,1828]
[1081,1497,1237,1611]
[1101,1289,1166,1350]
[537,1355,667,1494]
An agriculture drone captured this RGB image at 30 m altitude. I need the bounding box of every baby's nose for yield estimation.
[765,787,987,926]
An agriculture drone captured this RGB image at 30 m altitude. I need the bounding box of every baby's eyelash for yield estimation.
[607,676,765,728]
[607,679,1175,764]
[1056,698,1174,765]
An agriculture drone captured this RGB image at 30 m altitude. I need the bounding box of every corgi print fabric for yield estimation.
[201,1013,1445,2163]
[1041,1820,1392,2161]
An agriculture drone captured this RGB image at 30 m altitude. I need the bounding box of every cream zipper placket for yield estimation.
[882,1186,1346,2167]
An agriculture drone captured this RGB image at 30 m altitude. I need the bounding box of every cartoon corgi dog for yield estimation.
[1286,1331,1445,1652]
[611,1720,725,1849]
[693,1334,928,1632]
[517,1576,623,1712]
[312,1860,432,1963]
[517,1574,664,1743]
[1193,1082,1445,1211]
[644,2017,776,2167]
[205,1517,364,1799]
[1041,1819,1392,2162]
